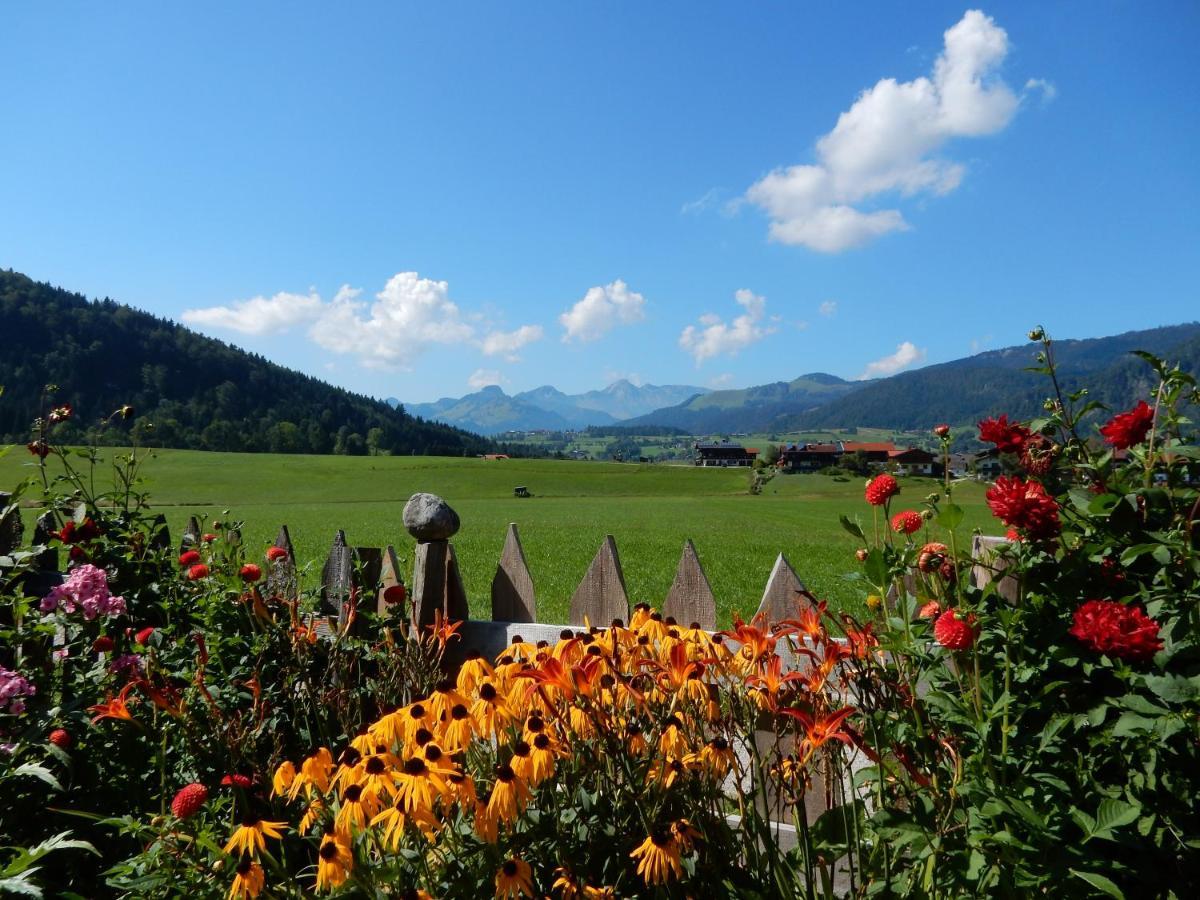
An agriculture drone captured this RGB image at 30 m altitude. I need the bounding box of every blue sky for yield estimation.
[2,2,1197,402]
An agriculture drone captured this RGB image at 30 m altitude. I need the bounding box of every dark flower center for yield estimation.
[525,715,545,732]
[710,737,729,751]
[344,784,363,802]
[414,727,433,746]
[480,683,497,701]
[403,758,427,776]
[600,674,615,689]
[451,704,469,720]
[409,704,425,719]
[319,840,339,860]
[425,745,443,763]
[512,740,530,757]
[502,859,519,876]
[365,756,386,775]
[495,764,515,782]
[236,855,253,875]
[533,734,551,750]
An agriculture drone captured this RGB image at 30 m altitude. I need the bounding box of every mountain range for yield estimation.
[396,381,709,434]
[402,323,1200,435]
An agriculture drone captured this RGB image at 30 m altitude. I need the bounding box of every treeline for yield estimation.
[0,270,495,457]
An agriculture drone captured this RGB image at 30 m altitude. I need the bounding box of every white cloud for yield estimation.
[857,341,927,380]
[681,188,721,215]
[746,10,1026,252]
[559,279,647,343]
[468,368,504,390]
[819,300,838,317]
[309,272,474,369]
[679,289,777,365]
[708,373,735,388]
[181,290,323,335]
[481,324,544,361]
[1024,77,1057,105]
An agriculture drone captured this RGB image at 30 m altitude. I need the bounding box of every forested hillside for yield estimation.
[787,324,1200,431]
[0,270,492,456]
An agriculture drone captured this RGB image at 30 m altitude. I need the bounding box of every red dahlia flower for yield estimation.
[933,424,950,438]
[265,546,288,561]
[201,533,218,543]
[92,635,115,653]
[239,564,262,583]
[986,476,1061,541]
[26,440,50,458]
[178,550,201,567]
[221,773,255,790]
[1069,599,1162,662]
[934,609,977,650]
[171,782,208,819]
[49,728,72,748]
[186,564,209,581]
[891,510,923,535]
[917,600,942,619]
[865,474,899,506]
[1099,400,1155,449]
[977,415,1031,454]
[135,627,155,645]
[917,542,949,573]
[1019,433,1057,476]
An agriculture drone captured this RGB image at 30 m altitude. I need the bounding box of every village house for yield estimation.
[888,447,937,476]
[778,440,942,476]
[693,441,758,467]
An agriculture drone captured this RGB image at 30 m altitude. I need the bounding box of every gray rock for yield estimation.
[403,493,460,542]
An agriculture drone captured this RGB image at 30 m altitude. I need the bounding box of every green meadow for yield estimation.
[1,449,998,625]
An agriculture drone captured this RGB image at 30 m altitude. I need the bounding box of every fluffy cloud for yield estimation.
[746,10,1024,252]
[181,290,323,335]
[559,280,647,343]
[857,341,927,380]
[819,300,838,317]
[1025,77,1057,104]
[481,324,544,361]
[185,272,547,371]
[468,368,504,390]
[309,273,474,369]
[679,289,777,365]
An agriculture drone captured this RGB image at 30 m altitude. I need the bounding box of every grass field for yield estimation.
[1,449,999,625]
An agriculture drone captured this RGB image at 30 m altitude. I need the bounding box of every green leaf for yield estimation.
[1071,869,1125,899]
[938,503,964,532]
[864,548,888,590]
[839,515,866,541]
[0,873,43,898]
[1143,674,1200,704]
[13,764,62,793]
[1089,799,1140,841]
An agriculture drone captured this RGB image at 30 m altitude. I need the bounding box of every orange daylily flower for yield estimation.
[89,682,138,724]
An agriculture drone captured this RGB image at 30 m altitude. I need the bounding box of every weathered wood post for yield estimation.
[0,492,23,557]
[376,546,405,618]
[755,552,812,623]
[266,525,298,599]
[662,538,717,630]
[180,516,201,554]
[972,534,1020,603]
[491,523,536,622]
[320,530,353,629]
[405,493,469,629]
[568,535,630,627]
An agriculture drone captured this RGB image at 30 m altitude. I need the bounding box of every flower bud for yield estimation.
[855,548,868,562]
[1028,327,1045,341]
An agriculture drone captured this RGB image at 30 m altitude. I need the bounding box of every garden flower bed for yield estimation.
[1,333,1197,898]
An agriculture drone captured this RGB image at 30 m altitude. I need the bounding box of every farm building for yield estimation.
[778,440,942,476]
[888,447,937,476]
[693,441,758,467]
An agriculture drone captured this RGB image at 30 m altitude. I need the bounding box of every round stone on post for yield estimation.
[404,492,469,629]
[403,492,461,543]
